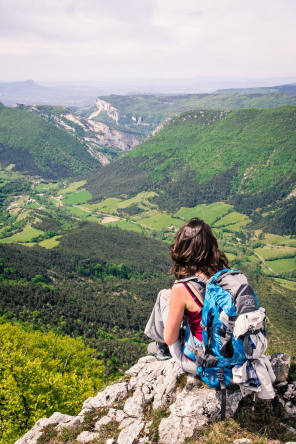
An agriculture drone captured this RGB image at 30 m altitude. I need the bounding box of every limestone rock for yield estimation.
[15,412,74,444]
[82,381,129,412]
[117,418,145,444]
[16,353,293,444]
[269,353,291,382]
[76,430,101,443]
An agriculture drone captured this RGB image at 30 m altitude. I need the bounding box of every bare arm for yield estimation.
[163,284,186,346]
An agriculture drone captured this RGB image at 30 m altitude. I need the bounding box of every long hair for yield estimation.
[170,218,229,279]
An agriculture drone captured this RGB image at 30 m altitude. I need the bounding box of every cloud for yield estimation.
[0,0,295,81]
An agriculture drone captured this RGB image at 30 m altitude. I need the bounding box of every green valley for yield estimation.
[0,103,100,179]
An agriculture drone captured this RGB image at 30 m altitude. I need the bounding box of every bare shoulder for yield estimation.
[171,282,187,298]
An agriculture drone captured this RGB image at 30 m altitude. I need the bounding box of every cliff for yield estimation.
[16,353,296,444]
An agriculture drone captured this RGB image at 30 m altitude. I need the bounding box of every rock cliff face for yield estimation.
[14,105,140,164]
[89,99,119,123]
[16,353,296,444]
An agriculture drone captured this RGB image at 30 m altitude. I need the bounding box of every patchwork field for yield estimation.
[175,202,233,225]
[62,190,92,205]
[0,226,44,244]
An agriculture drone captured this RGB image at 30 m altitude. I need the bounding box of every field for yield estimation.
[213,211,251,229]
[254,246,296,260]
[265,257,296,274]
[57,180,87,195]
[38,236,62,249]
[62,190,92,205]
[0,226,44,244]
[136,212,184,230]
[274,278,296,291]
[175,202,233,225]
[1,176,295,281]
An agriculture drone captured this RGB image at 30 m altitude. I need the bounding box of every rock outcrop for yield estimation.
[16,353,295,444]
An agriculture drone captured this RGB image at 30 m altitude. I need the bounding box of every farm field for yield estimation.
[175,202,232,225]
[136,212,183,230]
[62,190,92,205]
[265,257,296,274]
[213,211,251,229]
[38,236,62,249]
[254,246,296,260]
[274,278,296,291]
[0,226,44,244]
[57,180,87,195]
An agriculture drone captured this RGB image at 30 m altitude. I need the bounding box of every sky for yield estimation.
[0,0,295,85]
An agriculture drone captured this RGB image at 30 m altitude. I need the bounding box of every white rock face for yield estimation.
[89,98,119,123]
[16,353,294,444]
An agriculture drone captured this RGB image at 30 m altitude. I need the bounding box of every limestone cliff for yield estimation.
[14,104,140,165]
[16,353,296,444]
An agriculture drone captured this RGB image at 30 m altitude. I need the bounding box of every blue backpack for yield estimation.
[178,269,266,419]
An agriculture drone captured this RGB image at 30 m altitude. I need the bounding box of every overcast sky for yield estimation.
[0,0,295,84]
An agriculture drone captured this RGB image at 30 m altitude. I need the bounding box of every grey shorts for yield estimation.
[144,289,197,375]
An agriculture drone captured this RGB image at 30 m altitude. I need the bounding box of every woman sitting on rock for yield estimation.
[145,217,229,373]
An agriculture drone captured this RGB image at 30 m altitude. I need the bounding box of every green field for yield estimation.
[213,211,251,228]
[254,246,296,261]
[175,202,233,225]
[35,182,60,192]
[66,206,91,216]
[87,198,122,213]
[58,180,87,195]
[38,236,62,249]
[62,190,92,205]
[117,191,158,209]
[136,213,184,230]
[263,233,296,247]
[274,278,296,291]
[107,220,145,233]
[0,227,44,244]
[265,257,296,274]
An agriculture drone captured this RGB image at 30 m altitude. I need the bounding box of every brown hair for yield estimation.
[170,218,229,279]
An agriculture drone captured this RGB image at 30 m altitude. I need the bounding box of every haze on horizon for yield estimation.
[0,0,295,88]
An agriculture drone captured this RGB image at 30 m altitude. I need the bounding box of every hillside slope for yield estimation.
[14,104,140,164]
[78,92,296,138]
[0,103,100,179]
[85,107,296,217]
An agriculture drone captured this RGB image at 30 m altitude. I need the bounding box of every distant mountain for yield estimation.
[78,90,296,139]
[85,106,296,232]
[0,80,105,107]
[14,104,141,164]
[0,103,100,179]
[215,83,296,95]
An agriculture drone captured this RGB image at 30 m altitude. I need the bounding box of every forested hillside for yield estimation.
[85,107,296,233]
[78,91,296,138]
[0,103,100,178]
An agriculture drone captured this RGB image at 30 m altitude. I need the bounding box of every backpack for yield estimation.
[178,269,273,419]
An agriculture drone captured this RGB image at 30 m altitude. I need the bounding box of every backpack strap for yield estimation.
[218,368,227,421]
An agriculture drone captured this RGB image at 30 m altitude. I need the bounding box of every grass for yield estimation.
[136,213,184,230]
[263,233,296,247]
[62,190,92,205]
[87,198,122,213]
[0,226,44,243]
[57,180,87,195]
[265,257,296,274]
[38,236,62,249]
[66,206,91,216]
[35,182,60,192]
[274,278,296,291]
[107,220,146,233]
[116,191,158,209]
[254,246,296,261]
[213,211,251,228]
[175,202,233,225]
